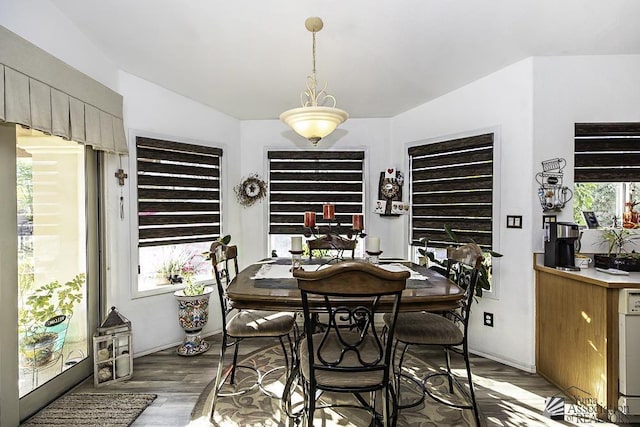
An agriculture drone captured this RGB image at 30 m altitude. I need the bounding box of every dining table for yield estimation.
[226,257,464,313]
[224,257,465,422]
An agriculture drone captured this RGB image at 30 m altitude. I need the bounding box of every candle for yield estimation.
[116,354,130,378]
[352,214,364,231]
[304,211,316,228]
[323,203,335,220]
[367,237,380,253]
[291,236,302,252]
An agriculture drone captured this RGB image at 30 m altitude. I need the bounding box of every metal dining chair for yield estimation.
[293,261,409,427]
[384,243,484,426]
[209,242,297,418]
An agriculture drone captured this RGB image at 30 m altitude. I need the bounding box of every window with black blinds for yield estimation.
[574,123,640,182]
[268,151,365,235]
[409,133,494,249]
[136,136,223,247]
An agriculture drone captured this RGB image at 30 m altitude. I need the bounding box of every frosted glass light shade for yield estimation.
[280,106,348,145]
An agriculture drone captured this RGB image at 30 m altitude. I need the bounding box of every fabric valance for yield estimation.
[0,26,127,154]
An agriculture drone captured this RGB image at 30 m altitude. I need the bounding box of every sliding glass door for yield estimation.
[0,124,100,422]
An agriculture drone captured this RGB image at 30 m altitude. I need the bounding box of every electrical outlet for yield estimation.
[484,312,494,327]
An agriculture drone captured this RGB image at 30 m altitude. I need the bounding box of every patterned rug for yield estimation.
[21,393,157,426]
[190,345,475,426]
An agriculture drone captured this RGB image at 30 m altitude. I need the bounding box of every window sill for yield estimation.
[131,278,215,299]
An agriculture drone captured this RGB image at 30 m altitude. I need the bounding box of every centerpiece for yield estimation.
[302,203,366,262]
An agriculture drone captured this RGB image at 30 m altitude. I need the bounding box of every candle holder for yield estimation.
[289,250,304,272]
[366,250,383,265]
[303,208,366,263]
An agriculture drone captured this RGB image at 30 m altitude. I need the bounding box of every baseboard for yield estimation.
[470,349,536,373]
[133,328,223,358]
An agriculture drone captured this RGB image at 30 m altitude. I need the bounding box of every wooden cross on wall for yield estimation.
[115,168,128,186]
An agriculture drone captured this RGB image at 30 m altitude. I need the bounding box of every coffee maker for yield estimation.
[544,222,580,270]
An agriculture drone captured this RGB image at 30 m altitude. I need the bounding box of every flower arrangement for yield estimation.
[180,257,206,296]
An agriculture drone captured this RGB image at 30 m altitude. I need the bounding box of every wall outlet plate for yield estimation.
[484,312,494,327]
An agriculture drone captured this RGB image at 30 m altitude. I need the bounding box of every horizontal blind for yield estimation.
[409,133,494,248]
[137,136,223,247]
[268,151,364,234]
[574,123,640,182]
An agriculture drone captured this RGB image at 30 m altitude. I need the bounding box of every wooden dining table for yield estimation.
[226,258,464,312]
[224,258,465,422]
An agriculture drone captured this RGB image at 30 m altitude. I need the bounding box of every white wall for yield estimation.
[3,0,640,371]
[392,59,536,370]
[391,54,640,372]
[0,0,120,91]
[532,55,640,242]
[1,2,243,355]
[238,118,397,267]
[111,72,241,355]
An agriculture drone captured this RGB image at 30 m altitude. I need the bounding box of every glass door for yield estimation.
[14,127,98,420]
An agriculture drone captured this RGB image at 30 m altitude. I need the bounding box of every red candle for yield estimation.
[323,203,335,220]
[352,214,364,231]
[304,211,316,228]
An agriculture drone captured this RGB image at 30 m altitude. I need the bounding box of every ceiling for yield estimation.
[51,0,640,120]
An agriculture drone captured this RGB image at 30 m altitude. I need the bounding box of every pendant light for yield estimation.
[280,17,348,145]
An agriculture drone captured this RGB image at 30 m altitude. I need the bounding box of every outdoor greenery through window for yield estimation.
[17,128,88,397]
[136,137,222,292]
[573,123,640,228]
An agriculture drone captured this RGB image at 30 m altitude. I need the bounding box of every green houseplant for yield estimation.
[593,228,640,271]
[418,225,502,297]
[18,273,85,367]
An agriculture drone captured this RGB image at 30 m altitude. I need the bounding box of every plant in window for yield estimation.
[418,225,502,297]
[18,273,85,367]
[598,228,640,255]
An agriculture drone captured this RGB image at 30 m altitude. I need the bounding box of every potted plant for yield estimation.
[417,225,502,297]
[173,235,230,356]
[18,273,85,367]
[593,228,640,271]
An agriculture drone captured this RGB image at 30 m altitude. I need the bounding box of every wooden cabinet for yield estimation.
[534,260,640,411]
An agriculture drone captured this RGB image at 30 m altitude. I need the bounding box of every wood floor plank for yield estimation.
[57,334,627,426]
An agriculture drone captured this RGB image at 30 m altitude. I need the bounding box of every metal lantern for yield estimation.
[93,306,133,386]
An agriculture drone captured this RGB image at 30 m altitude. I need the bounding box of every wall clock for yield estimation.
[234,174,268,207]
[380,178,400,199]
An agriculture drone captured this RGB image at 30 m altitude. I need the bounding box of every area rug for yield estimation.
[190,345,475,426]
[21,393,157,426]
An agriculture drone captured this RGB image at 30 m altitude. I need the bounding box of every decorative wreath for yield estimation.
[234,174,268,207]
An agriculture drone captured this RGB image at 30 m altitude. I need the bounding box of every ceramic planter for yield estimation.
[174,286,214,356]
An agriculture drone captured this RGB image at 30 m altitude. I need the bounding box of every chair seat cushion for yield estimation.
[226,310,295,338]
[299,332,386,389]
[384,312,463,345]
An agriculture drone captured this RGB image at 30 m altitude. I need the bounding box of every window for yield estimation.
[15,128,91,397]
[573,123,640,228]
[268,150,365,256]
[136,137,222,292]
[409,133,494,248]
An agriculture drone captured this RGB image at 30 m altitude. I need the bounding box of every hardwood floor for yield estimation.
[65,333,626,427]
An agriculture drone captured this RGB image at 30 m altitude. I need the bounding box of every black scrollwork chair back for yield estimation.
[294,261,409,427]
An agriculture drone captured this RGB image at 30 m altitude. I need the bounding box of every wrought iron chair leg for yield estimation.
[230,340,240,384]
[307,382,316,427]
[463,343,481,426]
[279,336,290,375]
[210,338,228,419]
[444,347,454,393]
